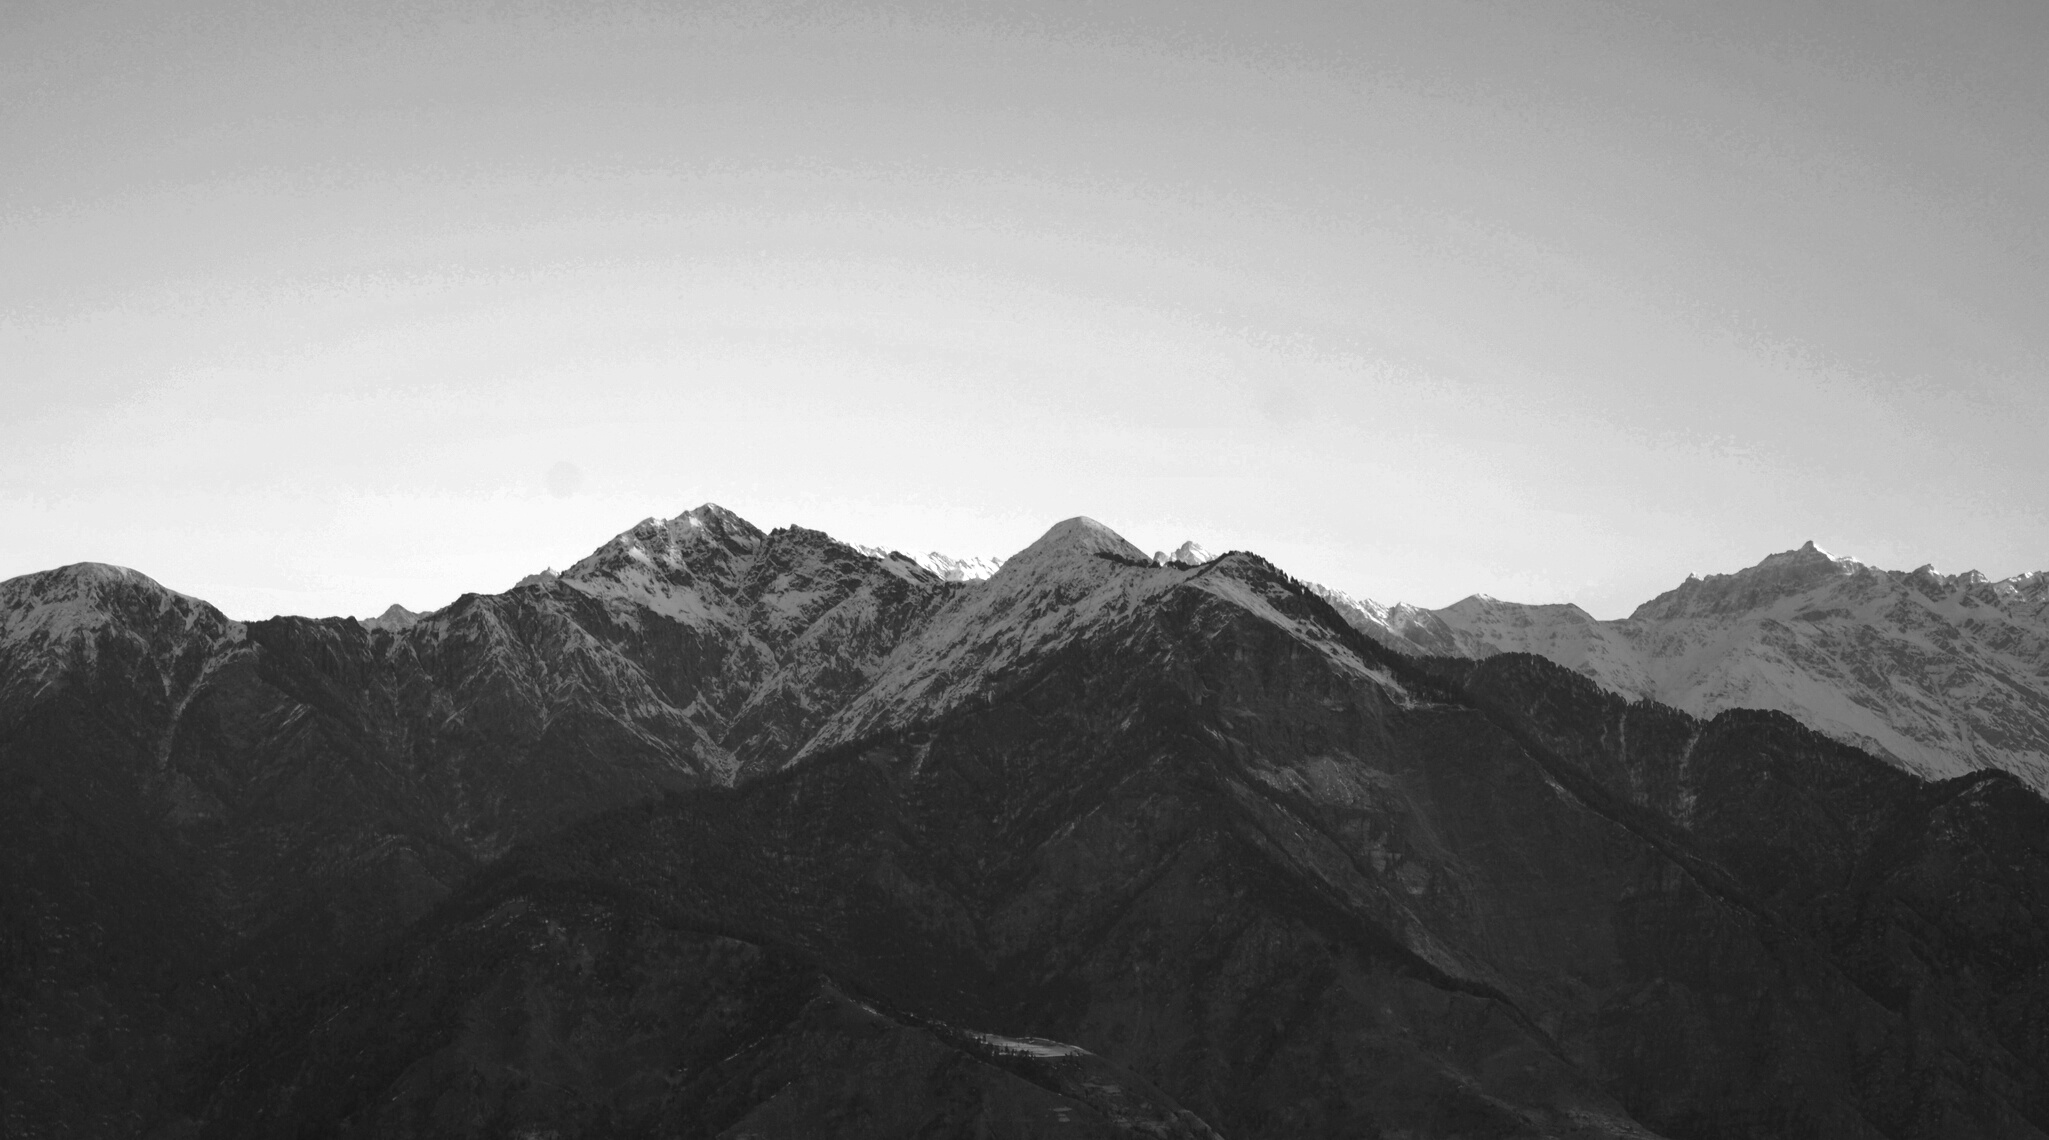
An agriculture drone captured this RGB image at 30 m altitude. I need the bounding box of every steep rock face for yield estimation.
[1323,542,2049,793]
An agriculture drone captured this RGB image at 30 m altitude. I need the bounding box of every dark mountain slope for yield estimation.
[190,543,2049,1139]
[10,514,2049,1138]
[0,511,952,1137]
[192,868,1225,1140]
[1425,653,2049,1135]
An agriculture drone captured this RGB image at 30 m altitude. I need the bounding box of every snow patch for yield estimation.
[964,1031,1090,1059]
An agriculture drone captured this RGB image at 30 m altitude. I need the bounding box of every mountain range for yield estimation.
[1314,542,2049,795]
[4,506,2047,1139]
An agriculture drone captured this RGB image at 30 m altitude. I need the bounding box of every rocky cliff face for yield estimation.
[1322,542,2049,794]
[7,514,2049,1139]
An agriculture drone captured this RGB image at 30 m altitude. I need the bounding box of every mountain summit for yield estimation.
[1150,540,1217,567]
[1323,542,2049,792]
[1629,539,1865,620]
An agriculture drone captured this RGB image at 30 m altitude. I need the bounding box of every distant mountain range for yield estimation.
[1313,542,2049,795]
[5,507,2047,1138]
[851,546,1007,582]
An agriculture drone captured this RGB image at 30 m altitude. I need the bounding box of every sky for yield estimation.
[4,0,2045,620]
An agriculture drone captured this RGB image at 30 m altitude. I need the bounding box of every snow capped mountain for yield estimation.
[556,503,771,625]
[913,551,1006,581]
[1308,583,1457,654]
[808,517,1174,754]
[802,519,1412,761]
[12,507,2049,1138]
[20,523,2041,800]
[1323,541,2049,792]
[1147,540,1217,567]
[0,505,963,905]
[1,562,225,646]
[0,562,240,717]
[847,545,1005,581]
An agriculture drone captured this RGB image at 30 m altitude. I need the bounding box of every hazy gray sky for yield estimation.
[5,0,2045,619]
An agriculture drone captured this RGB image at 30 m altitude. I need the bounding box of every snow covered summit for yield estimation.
[913,552,1005,581]
[1150,540,1217,567]
[1318,543,2049,793]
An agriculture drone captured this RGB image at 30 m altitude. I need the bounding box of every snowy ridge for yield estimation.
[1319,541,2049,793]
[801,520,1414,758]
[1190,560,1422,707]
[1,563,205,642]
[914,551,1005,581]
[1309,584,1460,656]
[0,563,239,680]
[3,563,138,646]
[530,507,954,780]
[556,504,766,627]
[963,1031,1090,1059]
[0,563,246,768]
[19,510,2037,796]
[1151,540,1217,567]
[801,518,1181,754]
[846,544,1004,582]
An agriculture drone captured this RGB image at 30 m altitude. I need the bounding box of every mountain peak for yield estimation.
[512,568,559,590]
[629,503,761,548]
[1,562,202,618]
[682,501,755,535]
[1440,593,1598,622]
[10,561,162,596]
[1003,517,1148,571]
[1997,570,2049,603]
[1632,541,1865,620]
[1,561,228,651]
[565,504,766,582]
[1148,540,1217,567]
[1761,539,1843,569]
[915,552,1005,582]
[360,603,425,633]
